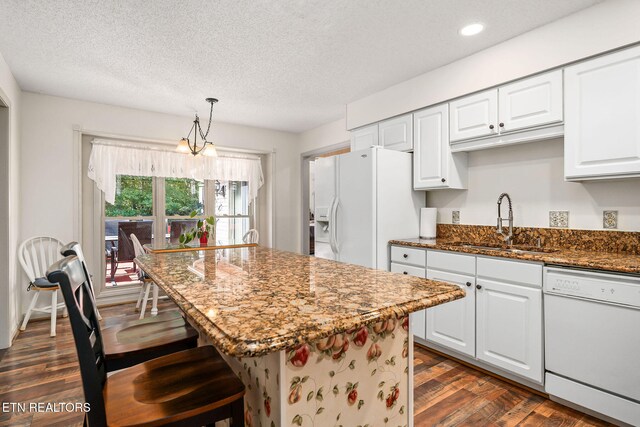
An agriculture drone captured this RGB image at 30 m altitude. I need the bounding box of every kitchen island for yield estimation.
[135,246,464,427]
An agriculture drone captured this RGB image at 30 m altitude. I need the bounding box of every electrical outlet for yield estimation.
[549,211,569,228]
[452,210,460,224]
[603,210,618,229]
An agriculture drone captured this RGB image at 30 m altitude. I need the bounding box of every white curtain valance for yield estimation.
[88,140,264,204]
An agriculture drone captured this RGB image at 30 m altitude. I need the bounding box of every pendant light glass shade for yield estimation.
[202,144,218,157]
[176,138,190,153]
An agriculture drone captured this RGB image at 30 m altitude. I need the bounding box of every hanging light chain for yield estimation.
[199,100,214,141]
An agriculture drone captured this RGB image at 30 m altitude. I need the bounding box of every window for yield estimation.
[165,178,204,216]
[214,181,251,245]
[165,178,205,244]
[106,175,153,217]
[104,175,155,288]
[103,176,254,288]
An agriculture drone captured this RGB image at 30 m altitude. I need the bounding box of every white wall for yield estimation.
[302,1,640,234]
[19,92,301,314]
[427,139,640,231]
[0,51,21,348]
[346,0,640,129]
[298,117,350,155]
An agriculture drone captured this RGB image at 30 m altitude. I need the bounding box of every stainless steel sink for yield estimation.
[461,244,502,251]
[504,248,556,255]
[452,243,558,255]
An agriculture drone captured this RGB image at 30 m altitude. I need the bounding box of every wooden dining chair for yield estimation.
[18,236,67,337]
[58,241,102,320]
[47,255,245,427]
[61,241,199,372]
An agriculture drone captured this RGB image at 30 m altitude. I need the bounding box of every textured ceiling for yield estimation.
[0,0,600,132]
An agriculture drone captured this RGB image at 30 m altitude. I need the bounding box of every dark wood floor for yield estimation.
[412,348,611,426]
[0,301,612,427]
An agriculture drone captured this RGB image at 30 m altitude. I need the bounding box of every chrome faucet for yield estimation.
[496,193,514,245]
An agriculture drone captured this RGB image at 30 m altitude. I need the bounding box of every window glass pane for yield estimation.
[165,178,204,216]
[105,175,153,217]
[215,181,249,216]
[215,217,249,245]
[104,219,154,288]
[166,218,199,243]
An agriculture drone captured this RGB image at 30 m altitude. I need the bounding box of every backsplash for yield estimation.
[436,224,640,255]
[427,139,640,232]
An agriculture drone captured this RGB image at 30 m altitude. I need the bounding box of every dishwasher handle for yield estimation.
[544,290,640,310]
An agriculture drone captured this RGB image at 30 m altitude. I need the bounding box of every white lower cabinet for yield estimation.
[390,259,426,340]
[411,306,426,341]
[476,258,543,383]
[425,269,475,357]
[390,245,544,385]
[391,246,544,384]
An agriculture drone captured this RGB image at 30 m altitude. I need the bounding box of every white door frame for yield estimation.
[0,91,14,348]
[300,142,350,256]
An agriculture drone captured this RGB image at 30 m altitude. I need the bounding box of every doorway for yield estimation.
[300,144,350,256]
[0,96,11,348]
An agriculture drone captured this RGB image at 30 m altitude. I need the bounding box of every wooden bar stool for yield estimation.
[61,242,199,372]
[47,255,245,427]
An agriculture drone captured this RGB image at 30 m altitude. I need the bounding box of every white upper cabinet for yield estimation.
[449,72,564,152]
[565,45,640,180]
[350,123,379,151]
[449,89,498,142]
[498,70,563,133]
[413,104,467,190]
[378,113,413,151]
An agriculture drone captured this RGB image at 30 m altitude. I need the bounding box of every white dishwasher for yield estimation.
[544,266,640,426]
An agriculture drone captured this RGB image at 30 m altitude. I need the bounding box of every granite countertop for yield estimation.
[143,241,256,253]
[389,238,640,274]
[135,246,465,357]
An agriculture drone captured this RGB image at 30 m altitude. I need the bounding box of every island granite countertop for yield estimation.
[389,238,640,274]
[135,246,464,357]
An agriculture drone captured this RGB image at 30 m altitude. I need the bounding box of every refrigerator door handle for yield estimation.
[328,197,337,254]
[332,199,340,253]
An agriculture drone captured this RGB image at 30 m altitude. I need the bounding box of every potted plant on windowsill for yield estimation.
[178,211,216,247]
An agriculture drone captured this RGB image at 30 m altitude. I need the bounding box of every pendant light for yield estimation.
[177,98,219,156]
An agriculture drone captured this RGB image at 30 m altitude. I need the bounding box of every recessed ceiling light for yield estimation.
[460,23,484,36]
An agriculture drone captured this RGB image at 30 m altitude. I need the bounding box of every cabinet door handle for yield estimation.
[489,124,495,130]
[466,282,472,287]
[476,284,482,290]
[403,271,408,275]
[441,178,446,183]
[403,254,408,258]
[499,122,504,128]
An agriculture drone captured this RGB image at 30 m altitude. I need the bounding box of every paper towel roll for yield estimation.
[420,208,437,239]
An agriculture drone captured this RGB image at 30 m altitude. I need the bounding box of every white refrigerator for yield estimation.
[314,146,422,270]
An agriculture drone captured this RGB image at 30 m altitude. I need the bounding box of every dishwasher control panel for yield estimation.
[544,267,640,308]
